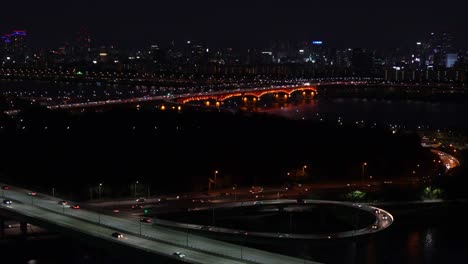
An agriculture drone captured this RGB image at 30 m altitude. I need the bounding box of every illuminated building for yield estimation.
[1,30,27,62]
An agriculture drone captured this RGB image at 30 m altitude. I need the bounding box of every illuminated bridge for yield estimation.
[177,85,318,105]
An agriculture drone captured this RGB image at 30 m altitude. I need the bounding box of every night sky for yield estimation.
[1,0,467,48]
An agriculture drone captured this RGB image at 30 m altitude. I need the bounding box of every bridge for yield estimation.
[176,85,318,104]
[5,82,377,115]
[0,184,320,264]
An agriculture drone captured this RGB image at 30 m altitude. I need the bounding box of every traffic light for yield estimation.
[144,209,149,214]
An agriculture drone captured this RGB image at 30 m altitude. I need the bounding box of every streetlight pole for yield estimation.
[214,170,218,190]
[134,181,139,197]
[98,183,103,200]
[361,162,367,185]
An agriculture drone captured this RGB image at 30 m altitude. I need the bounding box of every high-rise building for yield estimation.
[445,53,458,68]
[75,27,92,61]
[425,32,454,68]
[1,30,27,62]
[351,48,374,74]
[335,49,353,68]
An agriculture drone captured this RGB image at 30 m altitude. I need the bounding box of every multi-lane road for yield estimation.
[0,184,320,264]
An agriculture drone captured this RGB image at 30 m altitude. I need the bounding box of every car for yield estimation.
[2,186,10,190]
[113,209,120,213]
[382,215,388,220]
[140,218,152,223]
[58,201,68,206]
[371,225,378,229]
[173,252,186,258]
[136,198,145,203]
[112,232,123,239]
[3,199,12,205]
[71,205,80,209]
[131,205,143,210]
[253,201,263,205]
[28,192,37,196]
[249,186,263,194]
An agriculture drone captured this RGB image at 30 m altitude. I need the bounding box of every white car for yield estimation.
[173,252,186,258]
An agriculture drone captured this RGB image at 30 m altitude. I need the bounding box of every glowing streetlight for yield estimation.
[98,183,103,199]
[214,170,219,190]
[134,181,139,197]
[208,171,218,192]
[361,162,368,183]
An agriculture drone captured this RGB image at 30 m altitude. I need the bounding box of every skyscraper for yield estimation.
[1,30,27,62]
[75,27,92,61]
[425,32,455,68]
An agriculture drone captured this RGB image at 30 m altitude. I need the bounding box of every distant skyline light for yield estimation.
[0,0,467,48]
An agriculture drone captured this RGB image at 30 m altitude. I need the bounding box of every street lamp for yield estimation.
[214,170,219,190]
[232,186,237,201]
[134,181,139,197]
[361,162,368,184]
[208,171,218,192]
[98,183,103,200]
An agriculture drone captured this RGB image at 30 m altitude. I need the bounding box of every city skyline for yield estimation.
[1,0,468,48]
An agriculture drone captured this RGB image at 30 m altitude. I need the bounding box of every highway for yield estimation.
[152,199,393,240]
[0,184,320,264]
[430,149,460,170]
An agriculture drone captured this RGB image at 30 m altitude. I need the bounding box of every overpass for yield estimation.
[0,184,320,264]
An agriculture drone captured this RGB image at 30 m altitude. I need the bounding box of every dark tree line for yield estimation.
[0,106,434,200]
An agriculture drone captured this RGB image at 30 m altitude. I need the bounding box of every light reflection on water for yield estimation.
[252,98,468,129]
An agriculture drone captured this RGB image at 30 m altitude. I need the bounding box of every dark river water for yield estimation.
[256,98,468,129]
